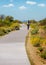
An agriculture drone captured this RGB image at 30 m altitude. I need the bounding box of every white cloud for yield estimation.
[3,3,14,7]
[19,6,26,10]
[38,4,45,7]
[26,1,37,5]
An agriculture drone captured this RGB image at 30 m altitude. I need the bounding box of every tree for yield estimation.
[0,15,5,20]
[13,20,22,23]
[39,18,46,26]
[3,16,14,26]
[0,15,5,27]
[5,16,14,22]
[29,20,37,23]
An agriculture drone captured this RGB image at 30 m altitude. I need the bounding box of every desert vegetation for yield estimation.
[25,18,46,65]
[0,15,22,36]
[29,18,46,64]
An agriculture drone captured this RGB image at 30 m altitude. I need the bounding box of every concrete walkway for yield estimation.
[0,24,30,65]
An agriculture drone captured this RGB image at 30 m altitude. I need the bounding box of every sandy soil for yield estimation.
[26,32,46,65]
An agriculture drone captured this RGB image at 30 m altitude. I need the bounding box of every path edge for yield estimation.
[25,32,35,65]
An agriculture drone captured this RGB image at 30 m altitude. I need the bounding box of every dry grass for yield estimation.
[25,31,46,65]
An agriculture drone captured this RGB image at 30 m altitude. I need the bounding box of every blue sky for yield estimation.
[0,0,46,21]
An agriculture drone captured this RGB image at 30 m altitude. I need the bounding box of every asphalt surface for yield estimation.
[0,24,30,65]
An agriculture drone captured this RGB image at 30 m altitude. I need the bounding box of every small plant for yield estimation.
[38,47,43,52]
[42,25,46,30]
[31,29,38,35]
[0,28,5,36]
[33,42,40,47]
[7,29,11,32]
[31,36,41,47]
[0,31,5,36]
[40,50,46,59]
[30,23,38,29]
[3,29,8,33]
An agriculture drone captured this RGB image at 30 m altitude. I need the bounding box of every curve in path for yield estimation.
[0,24,30,65]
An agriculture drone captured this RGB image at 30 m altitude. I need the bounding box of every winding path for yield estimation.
[0,24,30,65]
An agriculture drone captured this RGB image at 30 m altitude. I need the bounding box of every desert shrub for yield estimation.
[43,39,46,45]
[0,30,5,36]
[38,47,43,52]
[30,23,38,29]
[31,36,40,44]
[42,25,46,30]
[40,50,46,59]
[31,36,41,47]
[7,29,11,32]
[30,24,36,29]
[31,29,38,35]
[39,18,46,26]
[10,23,20,30]
[0,27,10,36]
[0,15,21,36]
[40,38,46,45]
[3,29,8,33]
[33,42,40,47]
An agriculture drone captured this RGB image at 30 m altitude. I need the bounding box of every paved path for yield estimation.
[0,24,30,65]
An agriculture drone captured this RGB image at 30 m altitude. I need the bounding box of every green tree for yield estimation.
[29,20,37,23]
[39,18,46,26]
[3,16,14,26]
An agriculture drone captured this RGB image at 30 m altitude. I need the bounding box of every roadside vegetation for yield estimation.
[29,18,46,64]
[26,19,46,65]
[0,15,22,36]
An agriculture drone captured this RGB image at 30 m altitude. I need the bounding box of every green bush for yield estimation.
[39,18,46,26]
[0,28,10,36]
[31,29,38,35]
[10,23,20,30]
[3,29,8,34]
[0,31,5,36]
[43,25,46,29]
[33,42,40,47]
[40,50,46,59]
[0,15,21,36]
[30,23,38,29]
[7,28,11,32]
[38,47,43,52]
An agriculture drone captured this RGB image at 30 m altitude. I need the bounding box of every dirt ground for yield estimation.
[26,33,46,65]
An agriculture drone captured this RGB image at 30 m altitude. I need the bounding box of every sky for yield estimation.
[0,0,46,21]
